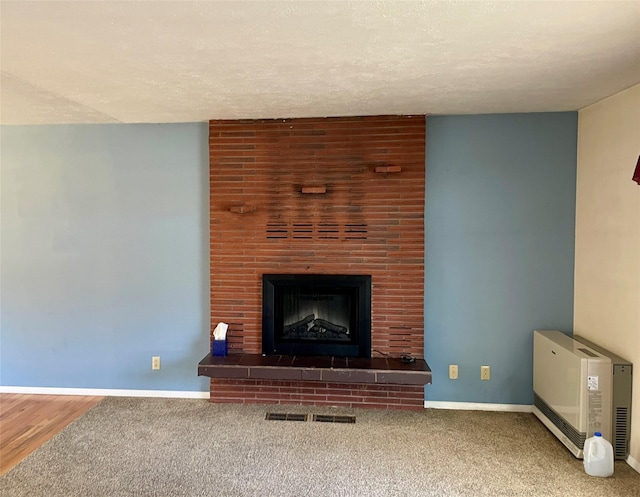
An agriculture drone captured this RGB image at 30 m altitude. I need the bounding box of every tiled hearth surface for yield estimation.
[198,353,432,385]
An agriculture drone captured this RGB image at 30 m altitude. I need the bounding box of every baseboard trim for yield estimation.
[0,386,209,399]
[424,400,533,413]
[627,454,640,474]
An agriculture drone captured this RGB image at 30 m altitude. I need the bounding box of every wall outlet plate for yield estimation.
[449,364,458,380]
[481,365,490,380]
[152,356,161,370]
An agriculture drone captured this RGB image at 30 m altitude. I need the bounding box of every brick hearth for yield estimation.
[208,115,426,409]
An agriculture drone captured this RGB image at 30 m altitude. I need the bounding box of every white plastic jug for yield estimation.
[583,432,614,477]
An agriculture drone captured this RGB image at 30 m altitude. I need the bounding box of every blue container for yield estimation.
[212,339,228,357]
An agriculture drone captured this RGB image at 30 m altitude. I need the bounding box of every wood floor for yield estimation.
[0,394,103,476]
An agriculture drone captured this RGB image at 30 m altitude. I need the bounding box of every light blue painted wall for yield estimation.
[424,113,577,405]
[1,115,577,401]
[1,123,210,391]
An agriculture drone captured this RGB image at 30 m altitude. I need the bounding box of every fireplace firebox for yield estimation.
[262,274,372,358]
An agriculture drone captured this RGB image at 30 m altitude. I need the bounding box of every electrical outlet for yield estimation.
[481,365,490,380]
[152,356,161,370]
[449,364,459,380]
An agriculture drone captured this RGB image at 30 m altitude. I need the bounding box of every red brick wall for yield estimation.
[209,115,426,408]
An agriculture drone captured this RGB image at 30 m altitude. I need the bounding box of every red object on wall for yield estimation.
[633,155,640,185]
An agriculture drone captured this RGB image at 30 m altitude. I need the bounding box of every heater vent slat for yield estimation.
[614,407,629,457]
[534,394,586,449]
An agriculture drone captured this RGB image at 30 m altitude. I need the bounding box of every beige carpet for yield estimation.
[1,397,638,497]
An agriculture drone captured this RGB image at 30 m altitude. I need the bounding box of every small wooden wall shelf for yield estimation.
[374,165,402,174]
[301,186,327,194]
[229,205,256,214]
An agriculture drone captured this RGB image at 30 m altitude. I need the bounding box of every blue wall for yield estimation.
[1,114,577,402]
[1,123,210,391]
[424,113,577,405]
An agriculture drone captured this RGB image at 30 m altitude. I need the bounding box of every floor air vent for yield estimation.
[265,413,308,422]
[312,414,356,424]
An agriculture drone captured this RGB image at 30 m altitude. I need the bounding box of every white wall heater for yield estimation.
[533,330,632,460]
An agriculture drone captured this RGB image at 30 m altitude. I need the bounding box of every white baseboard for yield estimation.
[627,454,640,474]
[424,400,533,413]
[0,386,209,399]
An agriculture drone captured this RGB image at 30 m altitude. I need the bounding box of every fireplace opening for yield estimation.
[262,274,372,358]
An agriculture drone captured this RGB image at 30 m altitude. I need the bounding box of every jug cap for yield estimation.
[594,432,602,437]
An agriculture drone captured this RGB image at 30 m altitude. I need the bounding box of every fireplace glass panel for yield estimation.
[262,274,371,358]
[279,287,355,343]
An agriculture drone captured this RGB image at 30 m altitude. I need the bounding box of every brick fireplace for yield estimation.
[207,115,426,409]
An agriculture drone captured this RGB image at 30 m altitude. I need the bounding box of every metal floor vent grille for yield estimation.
[265,413,308,422]
[312,414,356,424]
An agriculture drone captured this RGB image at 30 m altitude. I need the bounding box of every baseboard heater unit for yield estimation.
[532,330,632,459]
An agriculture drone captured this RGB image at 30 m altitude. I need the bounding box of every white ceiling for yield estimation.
[1,1,639,125]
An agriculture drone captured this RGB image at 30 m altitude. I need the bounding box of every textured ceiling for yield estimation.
[1,1,639,124]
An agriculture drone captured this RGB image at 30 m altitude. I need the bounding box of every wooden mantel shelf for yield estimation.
[198,353,432,386]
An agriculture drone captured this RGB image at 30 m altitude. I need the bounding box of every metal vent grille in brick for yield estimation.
[344,223,367,240]
[292,223,313,239]
[266,222,368,241]
[265,412,308,422]
[266,223,289,239]
[312,414,356,424]
[317,223,339,239]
